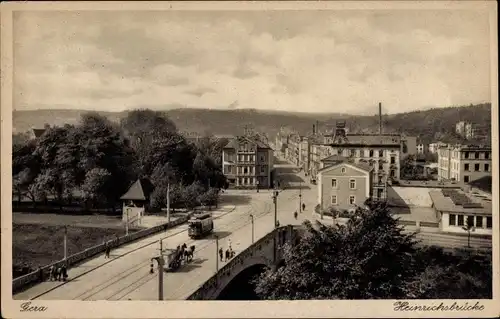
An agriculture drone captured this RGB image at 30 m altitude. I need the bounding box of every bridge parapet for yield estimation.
[187,225,299,300]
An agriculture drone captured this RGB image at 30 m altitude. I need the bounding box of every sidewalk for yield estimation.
[14,205,236,300]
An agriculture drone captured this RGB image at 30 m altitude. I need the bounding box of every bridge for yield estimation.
[186,225,299,300]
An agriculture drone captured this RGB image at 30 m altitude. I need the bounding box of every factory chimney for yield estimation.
[312,124,316,135]
[316,120,320,134]
[379,102,382,136]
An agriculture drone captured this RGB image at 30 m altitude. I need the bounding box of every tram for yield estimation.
[188,212,214,239]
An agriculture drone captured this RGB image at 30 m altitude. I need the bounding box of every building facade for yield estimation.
[429,142,448,154]
[317,160,373,212]
[222,135,274,188]
[437,145,492,183]
[456,121,479,140]
[416,144,425,154]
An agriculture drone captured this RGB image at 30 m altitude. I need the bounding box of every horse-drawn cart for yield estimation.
[162,248,183,272]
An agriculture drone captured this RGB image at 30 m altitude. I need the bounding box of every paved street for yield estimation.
[16,162,317,301]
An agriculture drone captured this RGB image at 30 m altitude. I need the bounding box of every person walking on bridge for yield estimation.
[219,247,224,262]
[302,203,306,212]
[294,211,298,220]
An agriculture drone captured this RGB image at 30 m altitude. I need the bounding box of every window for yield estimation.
[378,163,384,170]
[390,156,395,164]
[350,149,356,157]
[369,150,374,157]
[261,166,265,173]
[244,167,248,174]
[485,152,490,159]
[341,167,346,173]
[349,195,355,205]
[331,195,337,205]
[474,164,480,171]
[390,169,395,177]
[379,150,384,157]
[457,215,464,226]
[484,163,489,172]
[476,216,483,228]
[464,175,469,183]
[486,217,492,229]
[349,179,356,189]
[464,152,469,159]
[464,163,469,171]
[331,179,337,188]
[474,152,479,159]
[260,155,265,162]
[449,214,456,226]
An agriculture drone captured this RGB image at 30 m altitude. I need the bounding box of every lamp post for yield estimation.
[150,256,165,300]
[63,225,68,261]
[215,235,219,272]
[166,182,171,224]
[272,188,279,228]
[299,180,302,213]
[125,208,130,235]
[250,214,255,243]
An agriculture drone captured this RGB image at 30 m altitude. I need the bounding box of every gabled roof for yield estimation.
[318,158,373,174]
[320,155,345,163]
[32,128,47,138]
[223,135,271,150]
[120,178,155,201]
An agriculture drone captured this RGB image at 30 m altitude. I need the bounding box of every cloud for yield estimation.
[13,9,492,114]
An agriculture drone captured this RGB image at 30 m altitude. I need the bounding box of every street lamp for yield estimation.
[215,235,219,272]
[63,225,68,261]
[299,180,302,213]
[250,214,255,243]
[272,188,279,228]
[150,256,165,300]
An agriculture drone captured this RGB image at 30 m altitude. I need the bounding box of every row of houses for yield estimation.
[437,144,492,184]
[276,120,419,201]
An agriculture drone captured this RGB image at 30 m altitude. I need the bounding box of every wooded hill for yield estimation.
[13,103,491,144]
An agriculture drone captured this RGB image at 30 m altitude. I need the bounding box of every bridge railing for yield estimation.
[12,212,194,294]
[187,225,295,300]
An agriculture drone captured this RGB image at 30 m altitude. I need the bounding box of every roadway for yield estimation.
[15,162,316,301]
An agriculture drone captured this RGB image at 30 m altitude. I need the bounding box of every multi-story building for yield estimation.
[437,144,492,183]
[222,135,274,188]
[429,142,448,154]
[401,135,417,156]
[317,158,373,212]
[456,121,479,140]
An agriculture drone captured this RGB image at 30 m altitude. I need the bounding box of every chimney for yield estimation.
[312,124,316,135]
[316,120,320,134]
[378,102,382,136]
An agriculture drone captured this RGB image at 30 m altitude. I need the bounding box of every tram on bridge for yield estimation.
[188,212,214,239]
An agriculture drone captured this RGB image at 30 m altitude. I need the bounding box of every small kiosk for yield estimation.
[120,178,155,229]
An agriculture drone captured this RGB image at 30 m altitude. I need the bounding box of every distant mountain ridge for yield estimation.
[12,104,491,145]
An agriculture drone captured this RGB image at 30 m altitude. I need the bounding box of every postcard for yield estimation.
[1,1,498,318]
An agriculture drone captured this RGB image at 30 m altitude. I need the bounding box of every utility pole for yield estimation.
[215,235,219,272]
[150,256,164,300]
[63,226,68,261]
[299,180,302,213]
[273,188,279,228]
[166,183,171,224]
[250,214,255,243]
[125,208,129,235]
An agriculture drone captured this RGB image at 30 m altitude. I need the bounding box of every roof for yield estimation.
[120,178,155,201]
[222,135,271,150]
[429,189,491,216]
[318,156,373,174]
[32,128,47,138]
[324,134,401,147]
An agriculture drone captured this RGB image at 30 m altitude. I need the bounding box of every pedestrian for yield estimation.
[225,249,230,261]
[294,211,298,219]
[302,203,306,211]
[219,247,223,262]
[105,243,111,259]
[61,264,68,281]
[38,267,43,282]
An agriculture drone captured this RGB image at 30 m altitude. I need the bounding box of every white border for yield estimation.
[1,1,499,318]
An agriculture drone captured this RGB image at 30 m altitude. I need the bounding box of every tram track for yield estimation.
[115,192,299,300]
[80,191,299,301]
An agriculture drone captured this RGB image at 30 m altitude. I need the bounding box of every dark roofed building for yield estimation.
[121,178,155,201]
[121,178,155,227]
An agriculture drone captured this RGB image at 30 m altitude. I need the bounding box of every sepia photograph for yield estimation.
[1,1,498,318]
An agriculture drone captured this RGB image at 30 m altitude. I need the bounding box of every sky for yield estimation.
[13,9,492,115]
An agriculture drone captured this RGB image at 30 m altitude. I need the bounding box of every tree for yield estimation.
[253,203,418,299]
[182,181,205,210]
[81,168,113,208]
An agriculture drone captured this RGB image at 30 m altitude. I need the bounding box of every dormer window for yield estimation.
[341,167,346,173]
